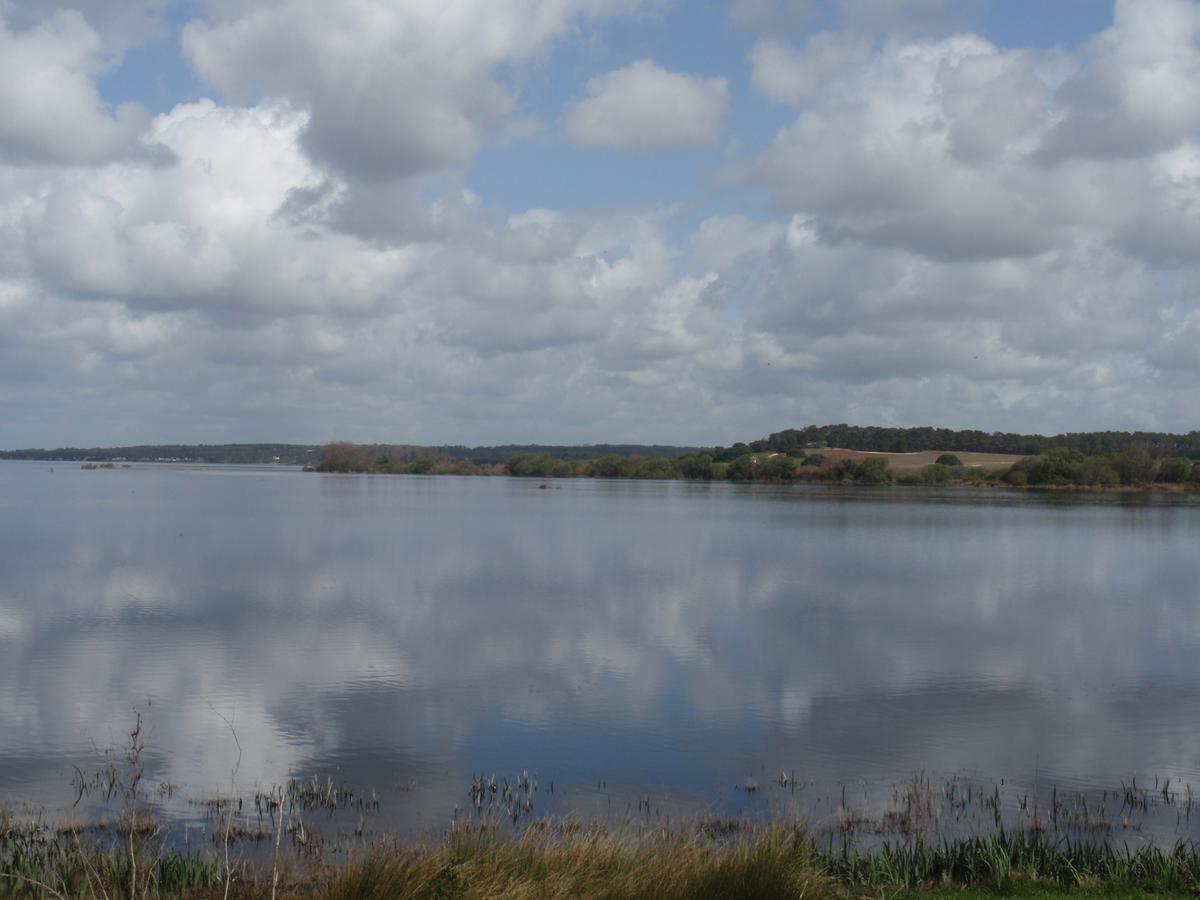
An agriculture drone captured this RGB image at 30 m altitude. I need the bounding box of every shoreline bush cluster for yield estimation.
[311,440,1200,491]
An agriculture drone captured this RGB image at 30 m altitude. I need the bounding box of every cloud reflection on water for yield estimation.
[1,464,1198,829]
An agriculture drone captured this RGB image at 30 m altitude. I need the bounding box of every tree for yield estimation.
[1157,457,1193,484]
[589,455,625,478]
[678,454,714,480]
[857,457,892,484]
[756,455,796,482]
[918,463,953,484]
[408,455,436,474]
[726,455,755,481]
[1112,447,1155,485]
[316,441,367,473]
[935,454,962,466]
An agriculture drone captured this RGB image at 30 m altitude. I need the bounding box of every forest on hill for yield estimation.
[713,425,1200,461]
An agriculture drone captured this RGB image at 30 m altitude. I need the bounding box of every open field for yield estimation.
[813,448,1028,471]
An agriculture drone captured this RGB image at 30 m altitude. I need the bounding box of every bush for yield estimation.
[408,455,436,474]
[935,454,962,466]
[1157,457,1194,484]
[1077,457,1119,486]
[1023,447,1086,485]
[506,454,567,477]
[316,441,369,473]
[588,455,626,478]
[636,456,677,479]
[917,463,953,484]
[755,455,796,482]
[678,454,714,480]
[1112,446,1155,485]
[857,457,892,484]
[726,455,755,482]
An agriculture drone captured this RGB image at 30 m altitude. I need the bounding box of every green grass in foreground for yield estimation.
[3,824,1199,899]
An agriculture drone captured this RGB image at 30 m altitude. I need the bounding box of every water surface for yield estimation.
[1,461,1198,839]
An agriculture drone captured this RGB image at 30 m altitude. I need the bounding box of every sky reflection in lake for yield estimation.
[1,462,1199,836]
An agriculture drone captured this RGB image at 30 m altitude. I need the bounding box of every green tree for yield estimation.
[1157,457,1193,484]
[856,457,892,484]
[589,455,625,478]
[726,455,755,481]
[408,455,436,474]
[1024,447,1086,485]
[756,455,796,482]
[935,454,962,466]
[918,463,953,484]
[1077,457,1119,486]
[1112,446,1155,485]
[678,454,714,480]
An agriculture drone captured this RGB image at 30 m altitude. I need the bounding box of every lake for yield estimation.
[1,460,1199,842]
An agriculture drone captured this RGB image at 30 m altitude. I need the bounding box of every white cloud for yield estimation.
[1036,0,1200,163]
[182,0,665,180]
[2,0,1200,447]
[563,60,730,151]
[0,8,166,164]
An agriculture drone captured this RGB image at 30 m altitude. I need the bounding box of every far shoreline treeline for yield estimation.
[312,426,1200,490]
[6,425,1200,489]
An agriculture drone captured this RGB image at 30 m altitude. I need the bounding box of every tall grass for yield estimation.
[5,821,1198,899]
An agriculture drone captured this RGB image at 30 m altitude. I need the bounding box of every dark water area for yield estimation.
[1,460,1199,845]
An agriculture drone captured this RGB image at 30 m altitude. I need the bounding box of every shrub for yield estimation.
[1157,457,1194,484]
[756,455,796,482]
[935,454,962,466]
[1112,446,1155,485]
[726,455,755,482]
[857,457,892,484]
[1077,457,1119,486]
[408,456,436,474]
[678,454,714,480]
[588,455,626,478]
[1024,447,1086,485]
[917,463,952,484]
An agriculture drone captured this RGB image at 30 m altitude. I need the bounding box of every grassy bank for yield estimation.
[4,821,1199,899]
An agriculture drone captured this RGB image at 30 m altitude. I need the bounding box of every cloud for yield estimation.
[0,8,168,164]
[751,33,1074,260]
[2,0,1200,447]
[182,0,664,180]
[564,60,730,151]
[1036,0,1200,163]
[748,4,1200,268]
[1,0,170,55]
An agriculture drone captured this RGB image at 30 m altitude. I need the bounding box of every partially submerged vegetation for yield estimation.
[7,718,1199,899]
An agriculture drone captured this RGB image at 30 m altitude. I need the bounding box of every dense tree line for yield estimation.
[739,425,1200,458]
[315,440,1200,491]
[0,444,320,465]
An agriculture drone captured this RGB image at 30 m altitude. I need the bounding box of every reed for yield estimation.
[5,819,1199,898]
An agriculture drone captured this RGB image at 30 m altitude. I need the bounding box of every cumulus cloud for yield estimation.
[1036,0,1200,163]
[0,7,166,164]
[563,60,729,151]
[182,0,664,180]
[1,0,1200,447]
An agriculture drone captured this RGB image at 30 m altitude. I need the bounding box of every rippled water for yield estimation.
[1,460,1199,839]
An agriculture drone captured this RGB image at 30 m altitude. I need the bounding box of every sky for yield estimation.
[0,0,1197,448]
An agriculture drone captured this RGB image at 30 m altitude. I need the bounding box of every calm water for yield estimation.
[2,460,1199,839]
